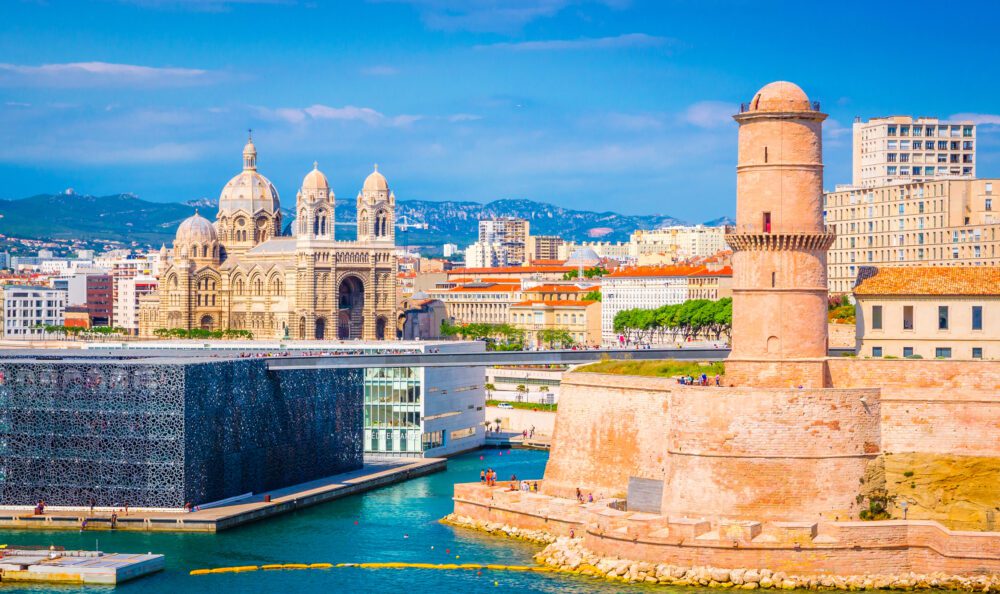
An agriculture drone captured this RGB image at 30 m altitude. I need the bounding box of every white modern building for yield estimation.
[114,275,158,334]
[601,267,689,344]
[3,285,67,338]
[464,240,509,268]
[852,116,976,188]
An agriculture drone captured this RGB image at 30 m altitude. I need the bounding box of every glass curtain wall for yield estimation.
[363,367,422,456]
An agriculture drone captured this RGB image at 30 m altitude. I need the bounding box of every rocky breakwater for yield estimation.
[440,513,556,545]
[535,538,1000,591]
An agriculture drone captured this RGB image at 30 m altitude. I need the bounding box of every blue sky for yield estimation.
[2,0,999,221]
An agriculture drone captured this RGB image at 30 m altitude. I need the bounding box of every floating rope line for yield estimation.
[190,562,555,576]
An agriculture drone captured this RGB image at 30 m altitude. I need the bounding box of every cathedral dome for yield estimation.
[218,137,281,215]
[176,211,218,244]
[302,162,330,191]
[362,165,388,192]
[747,81,812,113]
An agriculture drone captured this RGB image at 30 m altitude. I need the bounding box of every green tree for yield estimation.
[562,266,609,280]
[484,382,495,399]
[583,290,602,302]
[538,328,575,349]
[515,384,527,402]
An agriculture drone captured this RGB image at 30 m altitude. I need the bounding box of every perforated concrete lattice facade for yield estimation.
[0,358,363,508]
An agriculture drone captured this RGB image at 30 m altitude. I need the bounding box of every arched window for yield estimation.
[359,210,369,237]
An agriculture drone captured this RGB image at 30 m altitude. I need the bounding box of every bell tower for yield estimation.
[726,81,835,386]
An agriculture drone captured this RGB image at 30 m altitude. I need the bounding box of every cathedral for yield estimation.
[139,136,399,340]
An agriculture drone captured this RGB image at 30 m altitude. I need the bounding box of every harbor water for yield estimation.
[0,449,697,593]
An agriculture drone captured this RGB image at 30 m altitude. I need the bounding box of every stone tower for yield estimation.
[356,165,395,244]
[296,162,335,241]
[726,82,835,386]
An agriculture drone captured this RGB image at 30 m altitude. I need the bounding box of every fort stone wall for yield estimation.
[543,373,670,499]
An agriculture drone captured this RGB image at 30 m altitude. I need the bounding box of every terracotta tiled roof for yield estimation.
[853,266,1000,296]
[511,300,597,307]
[446,284,521,293]
[448,265,575,275]
[607,264,732,278]
[524,284,587,293]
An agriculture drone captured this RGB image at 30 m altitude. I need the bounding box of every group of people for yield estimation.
[520,426,536,440]
[480,468,499,486]
[575,488,594,504]
[677,373,721,386]
[235,347,445,359]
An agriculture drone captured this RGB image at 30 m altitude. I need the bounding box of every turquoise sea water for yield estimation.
[0,449,697,593]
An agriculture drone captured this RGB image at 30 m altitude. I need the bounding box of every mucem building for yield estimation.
[0,356,363,508]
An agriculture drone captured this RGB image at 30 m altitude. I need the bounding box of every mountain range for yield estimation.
[0,191,731,250]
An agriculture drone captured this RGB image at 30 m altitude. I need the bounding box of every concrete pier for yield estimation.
[0,547,164,585]
[0,457,445,533]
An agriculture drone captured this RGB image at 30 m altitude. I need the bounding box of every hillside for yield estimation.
[0,192,729,249]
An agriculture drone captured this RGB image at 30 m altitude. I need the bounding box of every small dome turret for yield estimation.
[175,211,218,244]
[362,164,389,192]
[746,81,813,113]
[302,161,330,191]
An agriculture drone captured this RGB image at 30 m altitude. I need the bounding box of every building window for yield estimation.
[903,346,914,358]
[903,305,914,330]
[938,306,949,330]
[935,347,952,359]
[871,305,882,329]
[763,212,771,233]
[972,347,983,359]
[972,305,983,330]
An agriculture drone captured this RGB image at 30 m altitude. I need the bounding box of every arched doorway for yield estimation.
[337,276,365,339]
[200,315,214,331]
[298,316,306,340]
[375,316,387,340]
[315,318,326,340]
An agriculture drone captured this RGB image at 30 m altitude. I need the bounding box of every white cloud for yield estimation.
[361,65,400,76]
[682,101,737,129]
[267,104,475,128]
[113,0,298,11]
[479,33,670,51]
[950,113,1000,126]
[448,113,482,122]
[0,62,215,88]
[382,0,628,33]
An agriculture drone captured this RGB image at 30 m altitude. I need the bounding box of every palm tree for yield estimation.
[484,382,496,400]
[515,384,527,402]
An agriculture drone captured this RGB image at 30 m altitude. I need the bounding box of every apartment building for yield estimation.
[464,240,509,268]
[427,282,523,325]
[509,299,601,347]
[114,275,158,335]
[478,217,530,265]
[526,235,564,262]
[825,178,1000,293]
[3,285,67,338]
[854,266,998,360]
[852,116,976,188]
